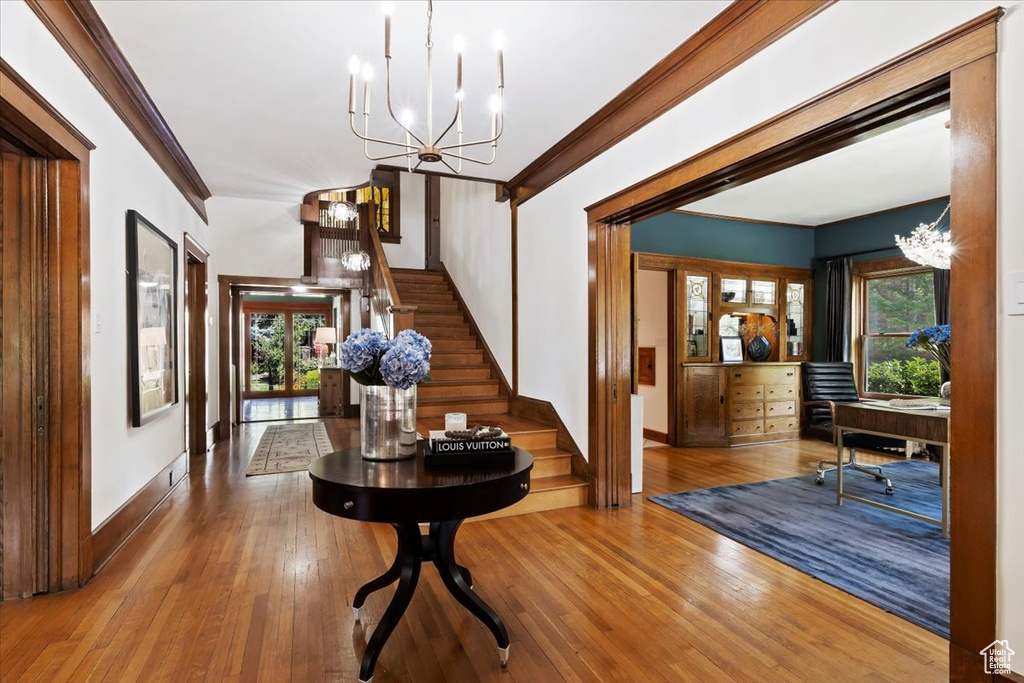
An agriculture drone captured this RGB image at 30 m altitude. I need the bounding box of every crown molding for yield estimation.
[502,0,835,206]
[26,0,211,223]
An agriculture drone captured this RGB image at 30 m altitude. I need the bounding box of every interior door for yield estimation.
[683,366,727,445]
[1,150,50,599]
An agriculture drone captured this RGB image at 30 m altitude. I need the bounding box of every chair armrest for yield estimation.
[802,399,838,443]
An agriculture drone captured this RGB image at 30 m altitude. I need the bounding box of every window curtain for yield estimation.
[933,267,950,381]
[824,257,853,362]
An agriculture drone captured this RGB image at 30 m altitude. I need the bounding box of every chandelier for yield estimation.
[347,0,504,174]
[895,202,952,269]
[327,200,371,271]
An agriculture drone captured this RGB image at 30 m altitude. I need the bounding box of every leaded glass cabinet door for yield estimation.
[783,278,812,360]
[679,270,712,362]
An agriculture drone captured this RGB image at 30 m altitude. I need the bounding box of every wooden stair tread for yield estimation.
[530,474,588,491]
[529,448,572,460]
[417,395,507,405]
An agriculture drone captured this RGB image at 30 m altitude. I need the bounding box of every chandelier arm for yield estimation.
[413,159,425,171]
[349,114,420,150]
[444,150,496,165]
[438,110,503,150]
[433,101,462,148]
[439,157,460,174]
[385,59,427,147]
[363,149,419,162]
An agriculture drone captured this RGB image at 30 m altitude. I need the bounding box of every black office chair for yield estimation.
[801,362,906,494]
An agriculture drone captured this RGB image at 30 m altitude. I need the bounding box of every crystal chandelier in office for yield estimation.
[894,202,952,269]
[347,0,505,174]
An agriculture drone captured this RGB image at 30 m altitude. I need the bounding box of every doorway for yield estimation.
[1,62,94,598]
[184,235,209,456]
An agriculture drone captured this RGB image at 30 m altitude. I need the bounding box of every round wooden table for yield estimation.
[309,444,533,683]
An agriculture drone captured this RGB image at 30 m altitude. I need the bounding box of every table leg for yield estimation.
[941,443,951,539]
[836,430,844,507]
[359,523,422,683]
[353,535,404,622]
[432,520,511,666]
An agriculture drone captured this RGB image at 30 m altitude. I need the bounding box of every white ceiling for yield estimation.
[93,0,727,201]
[681,110,951,225]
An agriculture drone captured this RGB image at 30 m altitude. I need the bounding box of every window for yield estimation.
[860,270,940,396]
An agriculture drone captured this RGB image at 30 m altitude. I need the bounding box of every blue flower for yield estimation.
[379,339,431,389]
[394,329,432,361]
[340,329,388,373]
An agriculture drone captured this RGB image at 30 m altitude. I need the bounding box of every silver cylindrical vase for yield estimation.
[359,385,417,461]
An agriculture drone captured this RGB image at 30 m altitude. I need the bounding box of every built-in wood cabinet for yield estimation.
[681,362,802,447]
[318,367,343,416]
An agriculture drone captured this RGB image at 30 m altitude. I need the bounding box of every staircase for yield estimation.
[391,268,589,518]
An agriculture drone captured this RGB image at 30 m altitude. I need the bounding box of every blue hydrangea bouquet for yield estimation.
[907,323,950,376]
[340,328,431,389]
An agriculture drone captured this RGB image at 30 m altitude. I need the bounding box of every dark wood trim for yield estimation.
[511,204,519,395]
[91,451,188,573]
[216,280,231,440]
[586,9,1000,223]
[815,194,950,229]
[587,9,1002,680]
[25,0,210,222]
[852,256,924,276]
[1,60,93,590]
[0,58,95,154]
[509,396,589,482]
[425,174,441,271]
[670,208,814,229]
[948,52,997,674]
[642,429,669,445]
[438,263,512,397]
[636,251,813,279]
[505,0,835,205]
[183,233,208,457]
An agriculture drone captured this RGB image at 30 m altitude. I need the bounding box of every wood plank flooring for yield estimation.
[0,423,947,682]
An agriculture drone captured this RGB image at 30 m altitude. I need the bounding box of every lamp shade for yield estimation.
[314,327,338,345]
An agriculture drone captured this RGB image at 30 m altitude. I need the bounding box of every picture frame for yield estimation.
[126,210,178,427]
[720,336,744,363]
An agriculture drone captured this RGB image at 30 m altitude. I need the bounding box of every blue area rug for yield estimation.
[650,460,949,637]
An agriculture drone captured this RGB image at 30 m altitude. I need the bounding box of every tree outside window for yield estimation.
[862,271,941,396]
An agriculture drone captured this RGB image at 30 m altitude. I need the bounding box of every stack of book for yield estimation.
[424,426,515,465]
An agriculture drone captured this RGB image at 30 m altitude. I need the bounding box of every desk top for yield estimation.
[309,445,533,523]
[835,401,949,444]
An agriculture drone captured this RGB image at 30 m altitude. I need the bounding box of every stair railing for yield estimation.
[359,202,416,338]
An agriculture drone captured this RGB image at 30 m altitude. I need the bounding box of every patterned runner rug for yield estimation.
[246,422,335,476]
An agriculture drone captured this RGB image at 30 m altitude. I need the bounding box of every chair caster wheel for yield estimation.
[499,645,510,666]
[885,487,894,495]
[815,477,824,486]
[352,606,361,623]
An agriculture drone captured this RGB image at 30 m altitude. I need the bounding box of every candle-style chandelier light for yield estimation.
[347,0,505,174]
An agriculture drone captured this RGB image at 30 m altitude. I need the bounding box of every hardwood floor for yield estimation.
[0,423,947,682]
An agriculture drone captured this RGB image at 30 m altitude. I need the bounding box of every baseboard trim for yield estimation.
[91,451,189,573]
[950,641,997,682]
[205,425,217,450]
[997,671,1024,683]
[643,429,669,444]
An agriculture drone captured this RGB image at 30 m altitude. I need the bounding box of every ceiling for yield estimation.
[681,110,952,226]
[92,0,727,202]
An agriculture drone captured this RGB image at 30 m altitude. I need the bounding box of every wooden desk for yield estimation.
[834,402,950,538]
[309,444,533,682]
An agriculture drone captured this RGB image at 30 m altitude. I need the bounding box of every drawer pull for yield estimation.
[787,371,794,377]
[344,501,354,510]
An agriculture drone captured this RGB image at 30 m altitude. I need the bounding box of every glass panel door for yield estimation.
[293,313,328,391]
[786,283,805,357]
[720,276,747,305]
[751,279,777,305]
[683,272,710,360]
[248,312,286,393]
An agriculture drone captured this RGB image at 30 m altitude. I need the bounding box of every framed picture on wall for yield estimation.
[127,210,178,427]
[720,336,744,363]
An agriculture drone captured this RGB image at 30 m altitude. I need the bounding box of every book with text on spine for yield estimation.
[428,430,512,453]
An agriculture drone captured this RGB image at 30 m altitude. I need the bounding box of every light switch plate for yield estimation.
[1007,270,1024,315]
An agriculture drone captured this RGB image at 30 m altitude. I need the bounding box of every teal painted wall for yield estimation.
[631,212,815,269]
[811,197,949,359]
[630,198,950,361]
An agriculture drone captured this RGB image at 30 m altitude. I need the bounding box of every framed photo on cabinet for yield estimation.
[126,210,179,427]
[720,336,744,363]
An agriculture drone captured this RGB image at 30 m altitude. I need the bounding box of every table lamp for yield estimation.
[314,327,338,367]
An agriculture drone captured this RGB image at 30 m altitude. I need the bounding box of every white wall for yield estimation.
[515,0,1023,661]
[382,172,426,270]
[1,1,210,529]
[637,270,668,435]
[440,178,513,383]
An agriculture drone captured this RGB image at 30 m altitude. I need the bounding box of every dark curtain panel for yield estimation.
[824,257,853,362]
[933,267,950,381]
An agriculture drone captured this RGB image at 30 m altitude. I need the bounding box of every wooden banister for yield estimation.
[360,202,416,337]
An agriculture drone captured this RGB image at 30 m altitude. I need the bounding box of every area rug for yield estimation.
[649,460,949,637]
[245,422,335,476]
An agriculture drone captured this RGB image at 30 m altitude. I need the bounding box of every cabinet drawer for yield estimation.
[729,366,798,386]
[765,416,799,433]
[732,403,764,420]
[765,384,797,400]
[765,400,796,417]
[731,420,764,436]
[732,384,764,401]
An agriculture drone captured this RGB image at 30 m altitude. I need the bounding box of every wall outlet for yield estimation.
[94,312,102,334]
[1007,270,1024,315]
